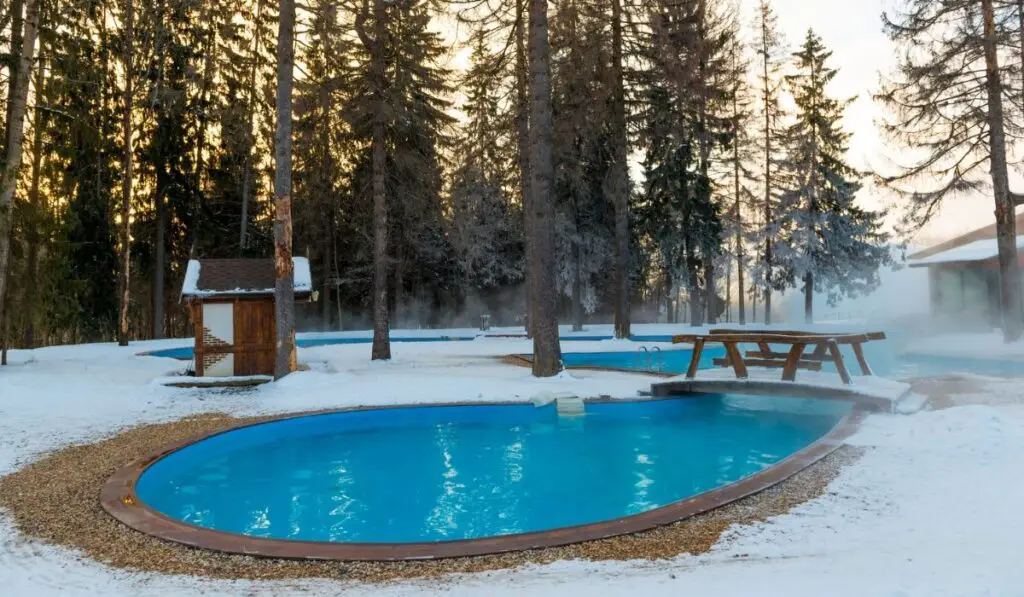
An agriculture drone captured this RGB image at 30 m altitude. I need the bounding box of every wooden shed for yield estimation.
[908,211,1024,327]
[181,257,312,377]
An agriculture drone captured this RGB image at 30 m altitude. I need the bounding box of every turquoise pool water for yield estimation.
[560,344,1024,379]
[135,396,848,544]
[145,334,688,361]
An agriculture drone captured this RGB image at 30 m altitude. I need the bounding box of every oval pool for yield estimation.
[123,396,852,556]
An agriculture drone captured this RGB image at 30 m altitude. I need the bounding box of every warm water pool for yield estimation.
[143,334,681,361]
[134,396,848,544]
[560,345,1024,379]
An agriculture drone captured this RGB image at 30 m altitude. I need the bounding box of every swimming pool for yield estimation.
[126,396,849,553]
[142,333,692,361]
[560,344,1024,379]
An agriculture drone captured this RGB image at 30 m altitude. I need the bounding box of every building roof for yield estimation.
[908,236,1024,267]
[181,257,313,299]
[908,209,1024,260]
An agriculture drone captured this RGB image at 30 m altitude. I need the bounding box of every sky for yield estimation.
[746,0,1005,247]
[440,0,1002,249]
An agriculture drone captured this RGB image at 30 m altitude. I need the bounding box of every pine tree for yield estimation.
[528,0,563,376]
[551,0,614,332]
[776,30,891,323]
[879,0,1023,341]
[607,0,631,339]
[449,31,524,303]
[0,0,40,352]
[273,0,296,378]
[750,0,786,325]
[637,0,733,327]
[293,0,351,330]
[722,26,757,325]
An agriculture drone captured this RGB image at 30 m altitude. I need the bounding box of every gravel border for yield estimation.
[0,412,862,583]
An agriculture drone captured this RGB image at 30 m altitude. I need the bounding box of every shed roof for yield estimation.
[907,236,1024,267]
[181,257,312,299]
[908,209,1024,260]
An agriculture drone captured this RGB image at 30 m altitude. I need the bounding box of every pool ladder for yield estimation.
[638,346,664,373]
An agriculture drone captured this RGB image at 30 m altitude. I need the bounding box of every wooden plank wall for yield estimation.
[190,297,277,377]
[233,298,276,376]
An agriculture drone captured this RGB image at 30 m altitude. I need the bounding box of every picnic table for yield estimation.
[671,329,886,385]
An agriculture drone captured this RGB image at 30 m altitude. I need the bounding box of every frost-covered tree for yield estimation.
[720,12,757,325]
[776,30,891,323]
[878,0,1023,341]
[636,0,733,326]
[449,31,524,298]
[551,0,615,331]
[749,0,788,325]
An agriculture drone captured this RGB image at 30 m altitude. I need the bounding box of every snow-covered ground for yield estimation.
[2,325,1024,596]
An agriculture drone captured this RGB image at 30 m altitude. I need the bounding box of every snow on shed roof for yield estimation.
[181,257,312,298]
[908,236,1024,267]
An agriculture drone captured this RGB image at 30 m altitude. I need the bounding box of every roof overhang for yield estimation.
[907,236,1024,268]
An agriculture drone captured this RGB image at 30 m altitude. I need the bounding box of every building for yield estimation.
[181,258,312,377]
[907,211,1024,326]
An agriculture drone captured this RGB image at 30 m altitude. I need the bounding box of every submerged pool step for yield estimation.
[530,391,585,416]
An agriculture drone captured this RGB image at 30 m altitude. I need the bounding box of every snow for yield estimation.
[907,235,1024,266]
[2,325,1024,596]
[152,375,272,387]
[180,257,312,297]
[181,260,200,297]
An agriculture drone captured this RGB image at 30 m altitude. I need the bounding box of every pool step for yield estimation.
[555,395,585,417]
[530,391,586,416]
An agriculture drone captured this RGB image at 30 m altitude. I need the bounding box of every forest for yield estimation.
[3,0,1023,371]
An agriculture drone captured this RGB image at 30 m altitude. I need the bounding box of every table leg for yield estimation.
[724,341,748,379]
[782,343,806,382]
[687,338,705,379]
[829,341,853,384]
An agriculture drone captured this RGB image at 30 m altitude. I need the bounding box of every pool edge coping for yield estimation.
[101,399,867,562]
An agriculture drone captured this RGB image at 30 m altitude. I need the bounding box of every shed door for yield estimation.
[201,302,235,377]
[234,299,276,376]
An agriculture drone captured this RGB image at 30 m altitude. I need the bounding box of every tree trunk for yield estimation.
[572,233,583,331]
[705,255,716,324]
[0,0,39,354]
[191,11,216,257]
[1019,0,1024,108]
[5,0,24,134]
[982,0,1023,341]
[725,259,732,322]
[527,0,562,376]
[760,17,773,327]
[153,188,165,339]
[393,242,405,328]
[610,0,631,340]
[515,0,534,338]
[21,41,47,348]
[733,88,745,325]
[686,242,701,327]
[117,0,135,347]
[752,276,759,323]
[370,0,391,360]
[321,243,331,331]
[804,272,813,324]
[664,271,674,324]
[273,0,297,378]
[240,0,267,253]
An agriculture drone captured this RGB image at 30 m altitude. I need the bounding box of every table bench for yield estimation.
[670,329,886,385]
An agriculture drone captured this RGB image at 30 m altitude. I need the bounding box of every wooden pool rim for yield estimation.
[101,397,868,562]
